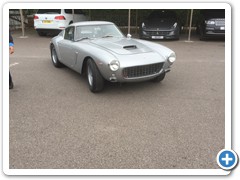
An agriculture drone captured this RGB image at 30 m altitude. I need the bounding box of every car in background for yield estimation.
[50,21,176,93]
[34,9,89,36]
[139,10,180,40]
[197,9,225,40]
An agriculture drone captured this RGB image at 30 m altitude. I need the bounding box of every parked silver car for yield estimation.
[50,21,176,92]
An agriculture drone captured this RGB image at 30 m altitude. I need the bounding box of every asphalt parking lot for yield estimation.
[9,29,225,169]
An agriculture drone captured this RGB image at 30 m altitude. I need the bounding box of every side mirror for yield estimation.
[127,34,132,39]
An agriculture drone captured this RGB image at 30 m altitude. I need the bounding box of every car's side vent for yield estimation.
[123,45,137,50]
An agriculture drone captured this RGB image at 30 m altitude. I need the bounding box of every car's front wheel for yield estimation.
[50,44,63,68]
[199,29,206,41]
[87,58,104,92]
[152,72,165,82]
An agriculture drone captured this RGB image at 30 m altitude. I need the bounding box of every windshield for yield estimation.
[148,10,177,20]
[201,9,225,18]
[75,24,124,40]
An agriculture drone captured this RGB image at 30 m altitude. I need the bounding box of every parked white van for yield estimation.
[34,9,89,36]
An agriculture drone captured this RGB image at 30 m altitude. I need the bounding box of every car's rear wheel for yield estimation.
[152,72,165,82]
[87,58,104,92]
[50,44,63,68]
[37,30,47,36]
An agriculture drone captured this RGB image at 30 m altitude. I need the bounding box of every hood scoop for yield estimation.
[123,45,137,50]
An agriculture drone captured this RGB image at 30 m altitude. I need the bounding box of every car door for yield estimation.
[58,26,77,68]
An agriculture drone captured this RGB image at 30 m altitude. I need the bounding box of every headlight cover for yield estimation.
[109,60,120,71]
[172,22,177,28]
[168,53,176,63]
[205,20,215,25]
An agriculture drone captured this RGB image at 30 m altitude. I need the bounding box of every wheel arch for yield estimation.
[81,56,93,75]
[50,42,54,49]
[85,57,105,93]
[50,42,60,59]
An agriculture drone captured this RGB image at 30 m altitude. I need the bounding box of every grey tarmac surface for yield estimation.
[9,29,225,169]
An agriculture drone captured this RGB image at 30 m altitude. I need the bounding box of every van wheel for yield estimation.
[37,30,47,36]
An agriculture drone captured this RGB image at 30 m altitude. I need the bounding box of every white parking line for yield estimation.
[10,62,19,67]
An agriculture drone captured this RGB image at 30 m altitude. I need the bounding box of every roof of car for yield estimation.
[71,21,114,26]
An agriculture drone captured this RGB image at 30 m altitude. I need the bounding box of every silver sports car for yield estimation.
[50,21,176,92]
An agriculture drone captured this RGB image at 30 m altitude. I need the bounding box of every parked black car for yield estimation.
[197,9,225,40]
[139,10,180,40]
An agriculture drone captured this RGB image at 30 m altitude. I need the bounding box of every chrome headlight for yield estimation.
[168,53,176,63]
[173,22,177,28]
[109,60,120,71]
[205,20,215,25]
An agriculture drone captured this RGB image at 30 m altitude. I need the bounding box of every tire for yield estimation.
[37,30,47,36]
[87,58,104,92]
[50,44,63,68]
[199,30,206,41]
[152,72,165,82]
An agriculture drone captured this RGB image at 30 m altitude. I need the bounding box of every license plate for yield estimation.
[152,36,164,39]
[42,20,53,24]
[220,27,225,30]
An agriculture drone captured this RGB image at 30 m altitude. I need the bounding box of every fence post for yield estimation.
[20,9,25,37]
[128,9,131,34]
[187,9,193,41]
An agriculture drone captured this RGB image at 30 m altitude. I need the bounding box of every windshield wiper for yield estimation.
[101,35,114,38]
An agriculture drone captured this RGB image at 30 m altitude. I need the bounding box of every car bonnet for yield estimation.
[90,38,153,55]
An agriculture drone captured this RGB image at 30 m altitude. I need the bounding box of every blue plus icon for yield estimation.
[217,149,238,170]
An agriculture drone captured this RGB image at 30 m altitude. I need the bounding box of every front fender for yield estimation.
[50,35,64,62]
[73,42,117,76]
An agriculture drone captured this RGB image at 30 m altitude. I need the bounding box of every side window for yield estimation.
[64,27,75,41]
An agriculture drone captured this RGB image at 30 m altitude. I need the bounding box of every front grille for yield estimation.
[213,30,225,33]
[122,63,164,79]
[216,20,225,26]
[145,31,170,36]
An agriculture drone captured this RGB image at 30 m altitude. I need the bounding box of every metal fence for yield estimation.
[9,9,199,34]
